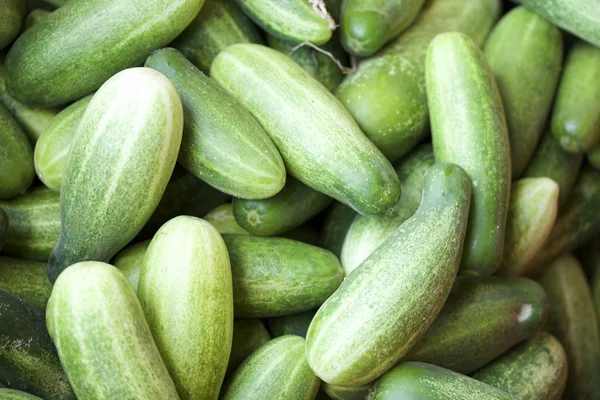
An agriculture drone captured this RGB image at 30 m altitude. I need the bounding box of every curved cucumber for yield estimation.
[0,0,25,50]
[318,202,356,259]
[268,310,315,338]
[146,48,285,199]
[428,32,511,276]
[0,104,34,200]
[0,389,43,399]
[48,68,183,283]
[212,43,400,217]
[0,257,52,311]
[111,240,150,292]
[322,383,370,400]
[227,319,271,376]
[24,9,50,29]
[205,203,248,235]
[0,208,7,251]
[306,163,471,386]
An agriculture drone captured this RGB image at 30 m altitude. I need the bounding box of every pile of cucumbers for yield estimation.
[1,0,600,399]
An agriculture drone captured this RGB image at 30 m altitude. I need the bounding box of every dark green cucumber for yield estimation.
[0,0,25,50]
[111,240,150,291]
[428,32,511,276]
[322,383,370,400]
[0,208,7,251]
[226,319,271,376]
[318,202,356,259]
[205,203,249,235]
[24,9,49,29]
[335,0,500,162]
[306,163,471,386]
[0,389,43,399]
[0,290,73,400]
[268,310,315,338]
[483,6,563,178]
[146,48,286,199]
[588,144,600,170]
[0,257,52,310]
[0,104,34,200]
[211,43,400,217]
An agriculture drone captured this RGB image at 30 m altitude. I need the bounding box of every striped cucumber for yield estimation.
[483,7,563,178]
[24,9,49,29]
[111,240,150,292]
[319,202,356,259]
[306,163,471,386]
[335,0,500,162]
[0,208,7,250]
[0,103,34,200]
[428,32,511,276]
[0,257,52,310]
[146,48,285,199]
[0,389,43,399]
[5,0,203,107]
[227,319,270,376]
[268,310,315,338]
[0,0,25,50]
[212,44,400,217]
[322,384,370,400]
[47,262,179,399]
[47,68,183,283]
[205,203,248,235]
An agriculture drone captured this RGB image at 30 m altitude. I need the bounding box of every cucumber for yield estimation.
[335,0,500,162]
[0,389,43,399]
[0,187,59,261]
[483,7,563,178]
[0,208,7,250]
[306,163,471,387]
[172,0,264,74]
[47,262,179,399]
[404,276,548,374]
[205,203,248,235]
[268,310,315,338]
[497,178,559,276]
[146,48,286,199]
[5,0,204,107]
[33,95,92,192]
[318,202,356,259]
[0,0,25,50]
[427,32,511,276]
[0,104,34,200]
[340,0,425,56]
[550,41,600,153]
[227,319,270,376]
[24,9,49,29]
[0,290,73,400]
[47,68,183,283]
[111,240,150,291]
[211,44,400,217]
[588,144,600,170]
[536,254,600,399]
[0,257,52,310]
[322,383,370,400]
[221,335,320,400]
[367,362,515,400]
[472,331,568,400]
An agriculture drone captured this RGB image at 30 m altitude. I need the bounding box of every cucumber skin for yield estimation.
[428,32,511,276]
[47,262,179,399]
[111,240,151,292]
[0,389,44,399]
[227,319,271,377]
[48,68,183,283]
[483,7,563,178]
[268,310,315,338]
[0,104,34,200]
[318,202,356,259]
[5,0,204,107]
[0,0,25,50]
[0,257,52,311]
[24,9,50,29]
[205,203,248,235]
[212,44,400,217]
[306,163,471,387]
[335,0,501,162]
[0,208,7,250]
[322,383,370,400]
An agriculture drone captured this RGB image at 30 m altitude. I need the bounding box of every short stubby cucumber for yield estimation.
[0,0,25,50]
[0,389,44,399]
[0,208,7,251]
[427,32,511,276]
[111,240,151,291]
[268,310,315,338]
[306,163,471,387]
[227,319,270,376]
[0,257,52,311]
[212,44,400,217]
[47,68,183,283]
[318,202,356,258]
[24,9,50,29]
[0,104,34,200]
[205,203,249,235]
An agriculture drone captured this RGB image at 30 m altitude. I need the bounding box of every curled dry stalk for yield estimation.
[291,41,358,75]
[309,0,337,30]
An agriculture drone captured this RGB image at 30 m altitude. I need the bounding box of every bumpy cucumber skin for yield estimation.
[335,0,500,162]
[0,389,44,399]
[318,202,356,259]
[0,0,25,50]
[0,257,52,311]
[212,44,400,217]
[404,276,548,374]
[227,319,271,377]
[223,235,343,318]
[306,163,471,387]
[0,208,7,251]
[473,331,568,400]
[24,9,50,29]
[111,240,150,292]
[205,203,248,235]
[428,32,511,276]
[47,262,179,399]
[221,335,320,400]
[48,68,183,283]
[268,310,315,338]
[146,48,285,199]
[5,0,204,107]
[322,383,370,400]
[483,7,563,178]
[0,104,34,200]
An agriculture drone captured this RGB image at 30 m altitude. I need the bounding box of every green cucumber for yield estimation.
[306,163,471,386]
[0,187,59,261]
[0,389,43,399]
[551,41,600,153]
[221,335,320,400]
[404,276,548,374]
[0,0,25,50]
[318,202,356,259]
[33,95,92,192]
[111,240,150,292]
[146,48,286,199]
[5,0,204,107]
[47,262,179,399]
[47,68,183,283]
[24,9,49,29]
[0,290,73,400]
[472,331,568,400]
[212,44,400,217]
[205,203,248,235]
[588,144,600,170]
[335,0,500,162]
[340,0,425,56]
[0,257,52,310]
[223,235,343,318]
[268,310,315,338]
[322,383,370,400]
[0,104,34,200]
[483,7,563,178]
[0,208,7,250]
[537,254,600,399]
[173,0,263,74]
[227,319,271,376]
[427,32,511,276]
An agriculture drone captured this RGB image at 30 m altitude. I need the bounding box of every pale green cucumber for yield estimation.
[428,32,511,276]
[47,68,183,283]
[0,389,43,399]
[205,203,248,235]
[24,9,49,29]
[306,163,471,386]
[212,44,400,217]
[0,208,7,250]
[146,48,285,199]
[226,319,270,376]
[0,257,51,310]
[322,383,370,400]
[111,240,150,292]
[588,144,600,170]
[335,0,501,162]
[268,310,315,338]
[0,0,25,50]
[0,104,34,200]
[318,202,356,259]
[221,335,320,400]
[47,262,179,399]
[483,7,563,178]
